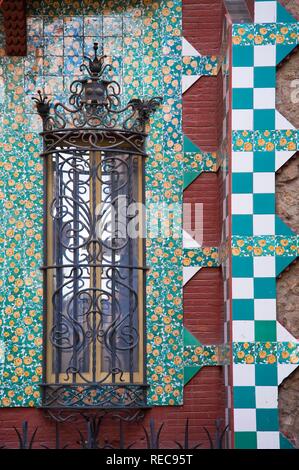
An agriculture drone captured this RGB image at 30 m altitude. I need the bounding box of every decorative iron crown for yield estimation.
[33,43,162,133]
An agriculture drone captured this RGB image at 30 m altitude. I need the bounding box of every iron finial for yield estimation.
[32,90,51,118]
[81,42,110,77]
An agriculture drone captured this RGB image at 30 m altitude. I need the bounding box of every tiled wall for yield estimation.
[231,0,299,449]
[0,0,184,408]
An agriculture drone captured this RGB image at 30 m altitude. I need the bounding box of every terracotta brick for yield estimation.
[246,0,255,19]
[0,369,226,449]
[183,0,225,55]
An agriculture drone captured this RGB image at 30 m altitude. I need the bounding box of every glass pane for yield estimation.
[48,150,142,383]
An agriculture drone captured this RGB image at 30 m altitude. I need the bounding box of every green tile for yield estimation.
[276,44,297,65]
[276,256,297,276]
[275,216,295,236]
[256,409,279,432]
[280,433,296,449]
[184,135,200,153]
[254,278,276,299]
[184,366,201,385]
[254,110,275,130]
[232,257,253,277]
[232,215,253,236]
[255,321,277,342]
[233,88,253,110]
[234,386,256,408]
[255,364,277,386]
[184,171,200,189]
[235,432,257,449]
[253,194,275,214]
[277,3,296,23]
[232,299,254,320]
[254,67,276,88]
[184,328,201,347]
[232,173,253,193]
[253,151,275,172]
[233,45,254,67]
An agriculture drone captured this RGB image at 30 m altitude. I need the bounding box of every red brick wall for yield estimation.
[183,0,225,55]
[246,0,255,20]
[183,73,224,152]
[184,268,224,345]
[182,0,226,443]
[0,368,225,449]
[184,173,222,246]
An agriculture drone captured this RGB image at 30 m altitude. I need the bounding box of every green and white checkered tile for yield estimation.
[231,0,299,449]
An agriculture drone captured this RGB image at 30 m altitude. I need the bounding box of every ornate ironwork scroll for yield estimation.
[33,43,161,410]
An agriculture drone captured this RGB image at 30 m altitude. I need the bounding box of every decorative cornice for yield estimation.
[1,0,27,56]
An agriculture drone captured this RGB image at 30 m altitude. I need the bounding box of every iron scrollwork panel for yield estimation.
[32,45,162,409]
[43,149,147,408]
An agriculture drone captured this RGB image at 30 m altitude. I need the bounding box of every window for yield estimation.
[33,44,161,409]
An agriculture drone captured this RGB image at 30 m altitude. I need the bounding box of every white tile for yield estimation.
[253,215,275,235]
[275,110,295,130]
[254,88,276,109]
[233,320,255,341]
[232,152,253,172]
[275,151,295,171]
[256,387,278,408]
[232,109,253,130]
[182,75,201,93]
[253,172,275,193]
[183,229,202,248]
[276,323,297,343]
[232,194,253,214]
[257,432,280,449]
[254,299,276,320]
[232,278,254,299]
[253,257,276,277]
[255,2,277,23]
[278,364,299,385]
[232,67,254,88]
[183,266,201,286]
[234,409,256,432]
[182,37,200,57]
[233,364,255,386]
[254,45,276,66]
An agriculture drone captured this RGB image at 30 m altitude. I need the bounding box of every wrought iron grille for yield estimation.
[33,43,161,409]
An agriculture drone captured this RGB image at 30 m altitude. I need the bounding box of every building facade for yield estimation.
[0,0,298,449]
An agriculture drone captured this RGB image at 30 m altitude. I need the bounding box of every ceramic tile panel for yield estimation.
[231,0,299,449]
[0,0,184,408]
